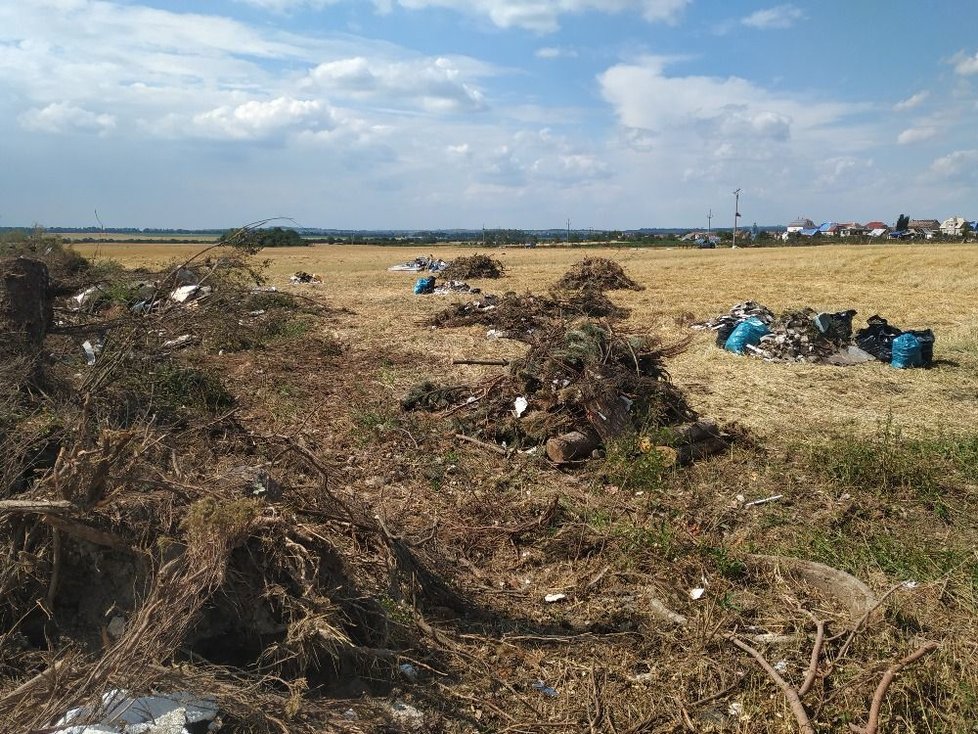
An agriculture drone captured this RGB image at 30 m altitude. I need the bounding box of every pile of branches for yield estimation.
[0,237,460,733]
[405,320,729,463]
[425,289,628,337]
[440,253,505,280]
[553,257,644,292]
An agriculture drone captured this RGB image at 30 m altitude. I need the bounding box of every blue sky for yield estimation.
[2,0,977,229]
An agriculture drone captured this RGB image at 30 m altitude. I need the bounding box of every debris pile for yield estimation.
[553,257,644,292]
[695,302,934,367]
[289,270,322,284]
[426,289,629,336]
[433,279,480,295]
[406,320,731,463]
[440,253,505,280]
[388,255,448,272]
[0,238,448,734]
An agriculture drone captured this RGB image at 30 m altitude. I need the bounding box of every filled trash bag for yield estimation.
[724,317,769,354]
[891,332,923,369]
[905,329,935,366]
[413,276,436,295]
[814,309,857,343]
[855,315,903,362]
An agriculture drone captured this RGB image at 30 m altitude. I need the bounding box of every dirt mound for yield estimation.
[441,253,505,279]
[554,257,644,292]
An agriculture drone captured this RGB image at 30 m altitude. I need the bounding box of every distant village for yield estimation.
[682,215,977,247]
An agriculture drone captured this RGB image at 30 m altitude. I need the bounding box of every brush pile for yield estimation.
[553,257,644,292]
[440,253,505,280]
[426,289,628,336]
[416,257,731,462]
[0,233,465,733]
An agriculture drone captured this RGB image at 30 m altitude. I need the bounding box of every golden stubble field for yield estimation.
[76,241,978,441]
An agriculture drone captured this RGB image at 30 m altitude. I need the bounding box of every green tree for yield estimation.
[961,221,973,239]
[895,214,910,231]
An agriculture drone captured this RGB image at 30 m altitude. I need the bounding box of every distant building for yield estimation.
[864,221,888,230]
[817,222,839,236]
[786,217,815,233]
[941,216,968,236]
[838,222,866,237]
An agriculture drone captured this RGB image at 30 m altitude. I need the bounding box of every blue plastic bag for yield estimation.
[413,276,435,295]
[724,317,769,354]
[891,332,922,369]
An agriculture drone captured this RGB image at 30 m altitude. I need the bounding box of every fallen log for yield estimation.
[546,429,601,463]
[0,499,73,515]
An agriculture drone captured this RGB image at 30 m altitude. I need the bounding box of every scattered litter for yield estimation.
[902,580,920,589]
[689,587,706,600]
[342,708,358,720]
[169,284,212,303]
[161,334,197,350]
[388,701,425,730]
[69,285,107,311]
[514,396,529,418]
[106,615,126,639]
[724,317,769,354]
[891,332,923,369]
[398,662,420,681]
[388,255,449,272]
[289,271,321,284]
[55,689,219,734]
[486,328,504,339]
[81,339,101,366]
[532,680,558,698]
[773,660,788,674]
[743,493,783,508]
[728,701,744,717]
[543,592,567,603]
[433,279,480,295]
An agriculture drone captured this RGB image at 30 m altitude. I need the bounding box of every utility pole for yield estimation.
[707,209,713,237]
[566,218,571,243]
[732,189,742,248]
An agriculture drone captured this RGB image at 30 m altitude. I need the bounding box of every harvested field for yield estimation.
[29,239,976,733]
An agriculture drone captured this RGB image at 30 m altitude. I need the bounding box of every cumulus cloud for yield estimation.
[19,102,116,134]
[188,97,331,140]
[897,126,937,145]
[391,0,690,33]
[305,55,488,112]
[953,51,978,76]
[930,149,978,179]
[741,4,805,30]
[894,91,929,111]
[598,56,851,149]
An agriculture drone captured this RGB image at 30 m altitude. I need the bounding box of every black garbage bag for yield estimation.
[855,315,903,362]
[906,329,935,366]
[814,309,857,343]
[715,321,738,348]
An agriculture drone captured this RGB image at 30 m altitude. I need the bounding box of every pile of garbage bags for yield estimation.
[694,302,934,369]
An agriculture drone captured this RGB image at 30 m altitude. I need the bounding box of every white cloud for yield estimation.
[930,149,978,179]
[894,91,929,111]
[188,97,331,140]
[392,0,690,33]
[953,51,978,76]
[815,156,875,188]
[897,126,937,145]
[536,46,577,59]
[741,4,804,30]
[305,55,488,112]
[19,102,116,134]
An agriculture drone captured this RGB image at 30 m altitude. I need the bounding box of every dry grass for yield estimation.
[76,242,978,440]
[6,239,974,732]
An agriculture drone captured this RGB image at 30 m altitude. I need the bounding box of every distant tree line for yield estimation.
[219,226,308,248]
